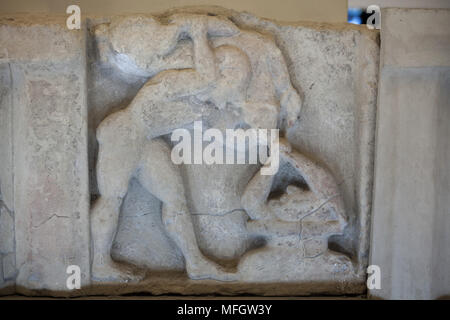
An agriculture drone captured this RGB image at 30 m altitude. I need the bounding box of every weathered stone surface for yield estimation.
[0,206,14,254]
[2,252,16,280]
[0,16,91,292]
[372,67,450,300]
[251,16,379,275]
[380,8,450,68]
[370,8,450,300]
[84,7,378,295]
[0,63,14,211]
[0,15,87,62]
[0,7,379,296]
[0,61,15,292]
[111,179,184,271]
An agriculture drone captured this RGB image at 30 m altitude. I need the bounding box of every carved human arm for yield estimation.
[272,139,346,225]
[242,139,344,222]
[169,14,239,75]
[241,158,302,235]
[242,139,346,240]
[127,14,239,103]
[282,146,340,200]
[241,140,301,221]
[241,165,277,221]
[143,14,239,101]
[266,46,303,130]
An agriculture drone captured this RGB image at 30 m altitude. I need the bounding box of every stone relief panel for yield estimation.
[0,6,379,296]
[84,7,379,295]
[90,12,307,282]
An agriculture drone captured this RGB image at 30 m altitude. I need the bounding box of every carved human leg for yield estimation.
[91,110,144,281]
[137,138,236,281]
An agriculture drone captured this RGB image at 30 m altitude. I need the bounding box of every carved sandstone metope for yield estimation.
[91,12,353,283]
[0,7,379,296]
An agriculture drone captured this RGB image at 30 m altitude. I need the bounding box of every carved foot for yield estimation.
[91,258,144,283]
[186,258,237,282]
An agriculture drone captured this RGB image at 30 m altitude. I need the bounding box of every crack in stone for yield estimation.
[298,193,341,222]
[32,214,71,229]
[190,208,244,216]
[0,199,14,219]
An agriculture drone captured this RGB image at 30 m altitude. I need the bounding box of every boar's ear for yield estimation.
[205,16,240,37]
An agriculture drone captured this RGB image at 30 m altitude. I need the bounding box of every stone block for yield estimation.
[0,16,91,292]
[371,67,450,299]
[380,8,450,68]
[0,7,380,296]
[370,8,450,300]
[85,7,378,295]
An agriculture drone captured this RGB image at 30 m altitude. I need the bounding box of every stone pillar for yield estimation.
[370,8,450,299]
[0,62,16,292]
[0,16,90,292]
